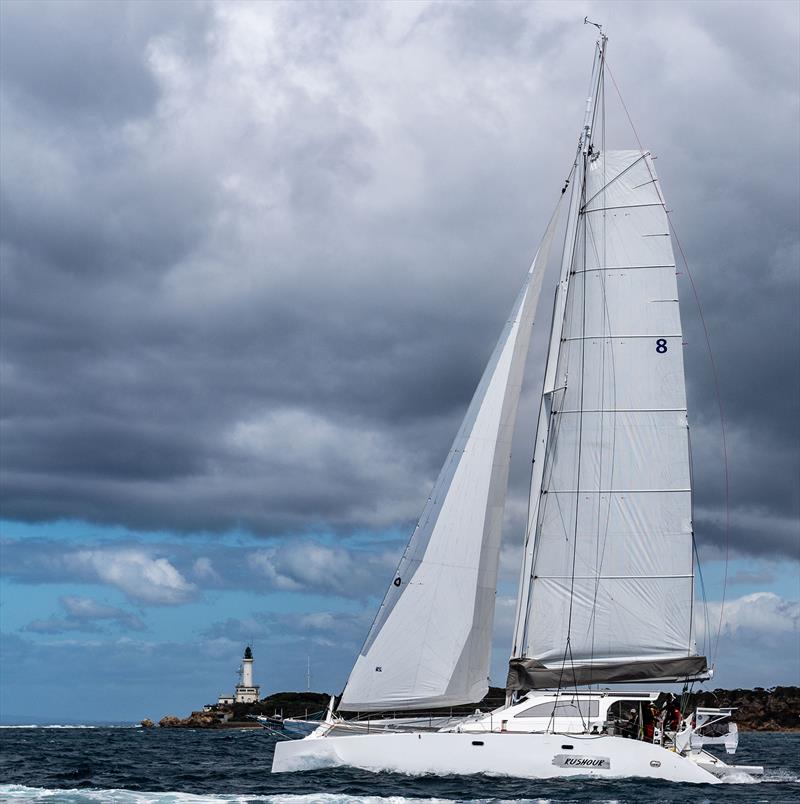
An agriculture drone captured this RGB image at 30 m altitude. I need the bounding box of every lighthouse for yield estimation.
[234,645,260,703]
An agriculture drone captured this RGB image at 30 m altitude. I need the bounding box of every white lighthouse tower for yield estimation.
[234,645,260,703]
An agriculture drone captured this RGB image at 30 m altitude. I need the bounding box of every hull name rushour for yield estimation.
[552,755,611,770]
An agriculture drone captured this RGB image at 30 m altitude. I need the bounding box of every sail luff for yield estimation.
[510,164,584,657]
[339,207,561,712]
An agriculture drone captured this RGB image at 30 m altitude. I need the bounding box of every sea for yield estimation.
[0,727,798,804]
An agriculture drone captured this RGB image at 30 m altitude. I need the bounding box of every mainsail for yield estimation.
[339,212,561,711]
[509,149,708,689]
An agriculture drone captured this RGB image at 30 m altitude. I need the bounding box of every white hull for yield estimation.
[272,731,728,783]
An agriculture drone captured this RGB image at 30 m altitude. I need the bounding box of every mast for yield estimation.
[511,33,607,660]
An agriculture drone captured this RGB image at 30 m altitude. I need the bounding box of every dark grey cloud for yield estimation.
[727,567,777,587]
[201,609,371,647]
[0,1,797,562]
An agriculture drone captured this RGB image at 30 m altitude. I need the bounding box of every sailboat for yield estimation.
[272,30,763,783]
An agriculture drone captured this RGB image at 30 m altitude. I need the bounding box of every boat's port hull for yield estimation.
[272,731,724,783]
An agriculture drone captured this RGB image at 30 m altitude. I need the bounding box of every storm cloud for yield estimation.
[1,0,798,567]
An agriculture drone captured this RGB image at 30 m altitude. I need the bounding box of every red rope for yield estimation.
[670,222,731,669]
[605,62,645,154]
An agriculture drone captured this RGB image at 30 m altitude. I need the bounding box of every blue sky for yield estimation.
[1,0,798,723]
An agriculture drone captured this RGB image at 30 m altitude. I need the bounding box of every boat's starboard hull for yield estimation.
[271,731,726,784]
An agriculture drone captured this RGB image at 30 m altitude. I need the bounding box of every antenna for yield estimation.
[584,16,603,32]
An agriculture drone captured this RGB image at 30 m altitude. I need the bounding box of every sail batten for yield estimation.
[510,150,706,685]
[339,207,562,712]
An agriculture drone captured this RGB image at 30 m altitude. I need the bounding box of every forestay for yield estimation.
[340,211,561,711]
[509,151,708,689]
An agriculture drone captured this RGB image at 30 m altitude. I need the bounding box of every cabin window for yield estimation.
[606,700,649,721]
[516,700,599,718]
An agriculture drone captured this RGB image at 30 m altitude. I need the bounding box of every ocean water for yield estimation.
[0,728,798,804]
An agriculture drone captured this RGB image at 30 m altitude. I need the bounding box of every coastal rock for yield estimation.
[690,686,800,731]
[185,711,221,728]
[157,712,225,728]
[140,719,154,728]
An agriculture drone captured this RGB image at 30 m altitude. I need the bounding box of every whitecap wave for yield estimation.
[718,770,759,784]
[0,724,137,729]
[717,765,800,785]
[761,768,800,783]
[0,725,97,730]
[0,789,554,804]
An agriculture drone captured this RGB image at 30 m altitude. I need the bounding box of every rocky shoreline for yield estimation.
[148,686,799,731]
[149,691,331,729]
[687,686,799,731]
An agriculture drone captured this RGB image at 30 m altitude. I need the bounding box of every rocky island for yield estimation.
[153,691,332,729]
[151,686,799,731]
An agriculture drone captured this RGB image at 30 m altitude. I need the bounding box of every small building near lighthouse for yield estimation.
[216,645,260,705]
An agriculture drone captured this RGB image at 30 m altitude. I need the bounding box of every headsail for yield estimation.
[509,150,708,689]
[339,210,561,711]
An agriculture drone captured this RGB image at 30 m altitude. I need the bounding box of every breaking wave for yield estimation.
[0,791,558,804]
[0,724,137,729]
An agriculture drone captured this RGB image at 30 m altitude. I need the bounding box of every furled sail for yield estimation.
[339,210,561,711]
[509,150,708,690]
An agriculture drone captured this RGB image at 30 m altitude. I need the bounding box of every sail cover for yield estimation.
[510,151,707,689]
[339,212,560,711]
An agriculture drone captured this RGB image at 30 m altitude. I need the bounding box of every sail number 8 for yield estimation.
[655,338,668,354]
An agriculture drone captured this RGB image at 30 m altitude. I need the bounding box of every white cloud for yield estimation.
[60,595,140,624]
[191,556,218,581]
[67,548,196,605]
[696,592,800,688]
[705,592,800,640]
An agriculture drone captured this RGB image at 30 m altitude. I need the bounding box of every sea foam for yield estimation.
[0,789,555,804]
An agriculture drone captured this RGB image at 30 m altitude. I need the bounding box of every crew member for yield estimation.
[622,707,638,739]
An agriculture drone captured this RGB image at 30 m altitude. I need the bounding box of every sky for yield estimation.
[0,0,798,723]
